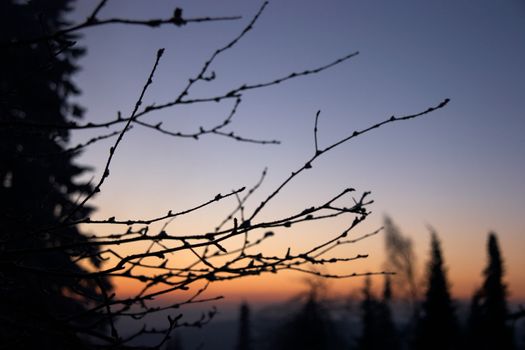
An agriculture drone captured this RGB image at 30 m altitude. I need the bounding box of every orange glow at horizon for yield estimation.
[90,209,525,306]
[113,269,525,308]
[110,240,525,305]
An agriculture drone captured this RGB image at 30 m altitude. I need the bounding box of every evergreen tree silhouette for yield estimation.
[519,319,525,350]
[357,275,400,350]
[413,230,458,350]
[378,275,401,350]
[358,276,378,350]
[383,216,419,306]
[467,232,515,349]
[236,302,252,350]
[166,330,184,350]
[272,287,342,350]
[382,273,392,301]
[0,1,110,347]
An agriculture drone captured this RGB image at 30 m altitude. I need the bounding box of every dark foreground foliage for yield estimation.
[0,1,111,348]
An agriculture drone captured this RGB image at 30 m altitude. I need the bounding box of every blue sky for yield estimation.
[68,0,525,300]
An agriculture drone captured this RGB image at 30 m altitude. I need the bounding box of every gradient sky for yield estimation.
[67,0,525,304]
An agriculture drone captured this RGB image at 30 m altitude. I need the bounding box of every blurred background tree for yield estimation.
[273,292,343,350]
[236,302,253,350]
[357,275,400,350]
[414,229,458,350]
[467,233,515,349]
[383,216,419,305]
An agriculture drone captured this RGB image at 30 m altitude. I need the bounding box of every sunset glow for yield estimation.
[68,0,524,313]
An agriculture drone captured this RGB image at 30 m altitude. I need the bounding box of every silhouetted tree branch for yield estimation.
[1,0,241,48]
[0,1,450,348]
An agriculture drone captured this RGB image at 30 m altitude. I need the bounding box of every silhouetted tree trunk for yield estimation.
[467,232,515,350]
[382,274,393,301]
[413,230,458,350]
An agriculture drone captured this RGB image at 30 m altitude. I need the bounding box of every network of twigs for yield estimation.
[3,1,450,348]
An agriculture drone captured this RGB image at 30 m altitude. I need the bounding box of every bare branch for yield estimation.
[3,8,241,48]
[62,48,166,223]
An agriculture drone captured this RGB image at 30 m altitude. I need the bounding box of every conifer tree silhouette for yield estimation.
[0,0,110,347]
[467,232,515,349]
[272,285,342,350]
[357,275,400,350]
[414,230,458,350]
[358,275,378,350]
[236,302,252,350]
[383,216,418,305]
[382,274,393,301]
[378,275,401,350]
[1,0,452,347]
[166,331,184,350]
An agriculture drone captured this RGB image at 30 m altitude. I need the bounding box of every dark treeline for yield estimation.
[167,227,523,350]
